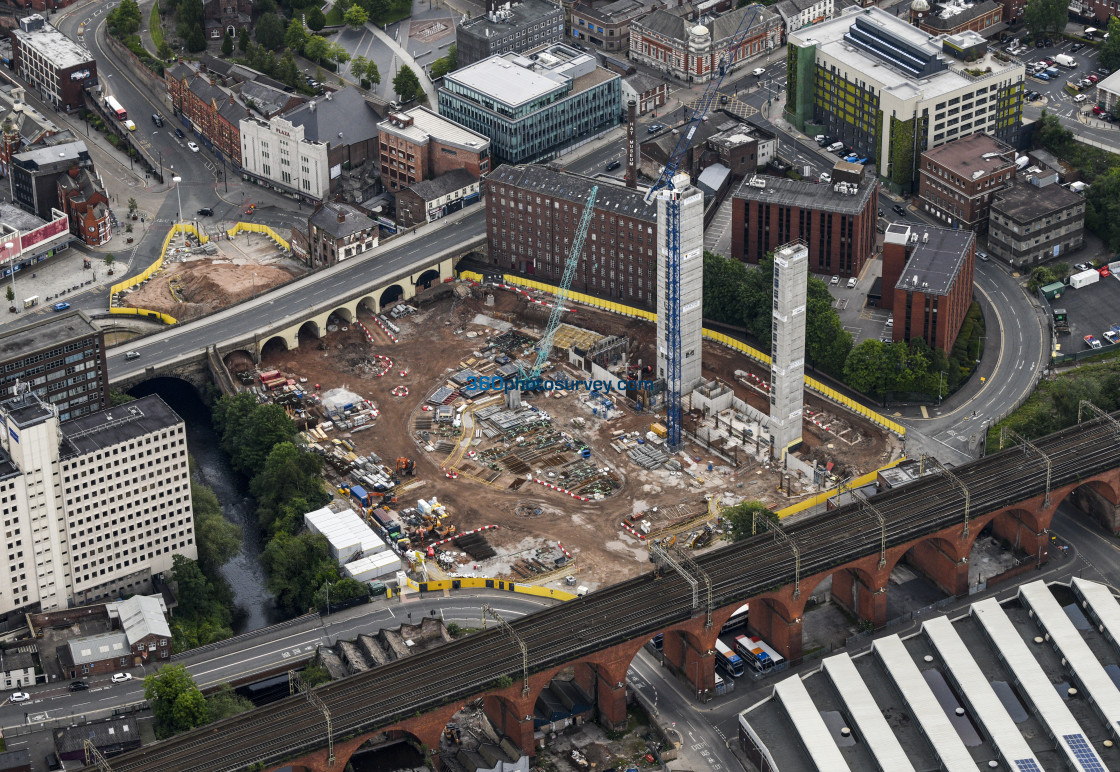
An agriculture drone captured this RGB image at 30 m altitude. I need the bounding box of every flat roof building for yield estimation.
[917,132,1015,232]
[10,15,96,113]
[786,8,1024,191]
[570,0,647,53]
[484,163,659,307]
[0,309,107,421]
[377,106,490,193]
[882,222,974,352]
[988,180,1085,268]
[438,43,620,164]
[731,169,879,277]
[10,140,92,222]
[457,0,565,67]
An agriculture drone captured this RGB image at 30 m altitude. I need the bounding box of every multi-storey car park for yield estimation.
[785,8,1024,192]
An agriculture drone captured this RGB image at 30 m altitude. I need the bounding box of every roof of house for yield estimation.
[623,72,662,95]
[282,87,382,146]
[57,167,106,203]
[991,181,1083,222]
[920,0,1000,30]
[60,394,182,459]
[458,0,563,41]
[634,3,777,44]
[378,106,489,151]
[12,24,94,69]
[116,595,171,643]
[309,202,377,240]
[890,223,973,296]
[921,132,1015,176]
[0,201,47,231]
[0,309,98,366]
[65,631,128,667]
[12,140,89,170]
[733,171,878,216]
[488,163,657,221]
[54,717,139,754]
[406,168,479,202]
[573,0,647,24]
[0,749,29,771]
[241,80,300,118]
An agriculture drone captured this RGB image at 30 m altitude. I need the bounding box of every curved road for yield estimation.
[106,206,485,380]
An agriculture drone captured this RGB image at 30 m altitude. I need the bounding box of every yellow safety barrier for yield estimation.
[404,575,577,600]
[108,306,178,324]
[108,222,213,325]
[496,275,906,438]
[776,457,906,518]
[227,222,291,251]
[458,270,485,283]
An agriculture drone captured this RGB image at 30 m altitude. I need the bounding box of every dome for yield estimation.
[910,0,930,11]
[691,24,709,36]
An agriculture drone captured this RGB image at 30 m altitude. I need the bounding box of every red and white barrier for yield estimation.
[531,478,591,501]
[392,386,409,398]
[369,314,399,343]
[557,542,572,559]
[619,521,646,540]
[803,407,834,433]
[496,283,575,313]
[744,371,771,392]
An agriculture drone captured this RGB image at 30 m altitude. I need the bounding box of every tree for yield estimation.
[176,0,203,33]
[344,3,368,27]
[238,27,249,52]
[313,576,370,611]
[306,5,326,30]
[842,339,896,397]
[1086,167,1120,253]
[431,43,457,78]
[1022,0,1066,38]
[255,12,286,50]
[301,660,332,687]
[191,476,242,573]
[109,390,136,406]
[393,64,421,101]
[278,49,301,85]
[144,664,209,739]
[185,24,206,52]
[327,42,350,66]
[214,394,297,476]
[4,286,12,304]
[285,17,308,53]
[1036,109,1073,155]
[261,531,340,616]
[365,59,381,85]
[221,31,233,55]
[1099,17,1120,73]
[303,34,329,64]
[206,684,255,722]
[350,54,369,79]
[168,554,234,650]
[127,197,138,215]
[104,254,116,272]
[249,442,330,536]
[107,0,142,37]
[724,501,777,541]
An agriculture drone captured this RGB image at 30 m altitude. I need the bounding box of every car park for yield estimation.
[830,275,840,285]
[52,302,69,312]
[111,673,133,683]
[9,692,29,702]
[606,160,621,171]
[187,141,199,152]
[69,680,89,691]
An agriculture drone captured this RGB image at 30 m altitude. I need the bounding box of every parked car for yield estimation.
[1071,42,1085,52]
[1037,73,1051,81]
[1104,329,1120,345]
[830,275,840,285]
[9,692,29,702]
[977,250,989,261]
[1085,334,1102,349]
[1088,74,1100,83]
[175,127,185,138]
[647,124,664,134]
[819,172,832,183]
[1094,106,1106,115]
[69,680,89,691]
[1074,94,1088,103]
[1045,38,1053,46]
[886,317,893,327]
[1075,262,1090,271]
[151,113,163,126]
[187,141,199,152]
[1098,67,1112,76]
[751,67,765,76]
[606,160,621,171]
[111,673,133,683]
[893,204,907,216]
[846,276,858,289]
[52,302,70,312]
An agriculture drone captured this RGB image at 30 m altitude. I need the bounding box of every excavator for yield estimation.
[396,457,416,476]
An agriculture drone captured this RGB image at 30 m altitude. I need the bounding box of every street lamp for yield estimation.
[938,370,946,405]
[172,176,183,242]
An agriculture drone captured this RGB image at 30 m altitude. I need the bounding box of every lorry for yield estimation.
[1054,54,1077,67]
[1071,268,1101,289]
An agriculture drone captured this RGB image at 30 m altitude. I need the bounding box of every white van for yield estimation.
[826,141,844,153]
[1054,54,1076,67]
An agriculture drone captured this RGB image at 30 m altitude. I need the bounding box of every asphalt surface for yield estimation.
[105,205,485,383]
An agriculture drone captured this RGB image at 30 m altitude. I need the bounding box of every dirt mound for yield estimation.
[121,260,297,322]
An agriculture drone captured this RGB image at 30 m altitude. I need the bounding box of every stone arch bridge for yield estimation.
[86,411,1120,772]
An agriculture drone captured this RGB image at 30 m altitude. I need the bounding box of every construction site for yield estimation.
[117,231,306,321]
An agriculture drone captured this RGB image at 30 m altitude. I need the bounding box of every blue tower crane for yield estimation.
[646,6,763,452]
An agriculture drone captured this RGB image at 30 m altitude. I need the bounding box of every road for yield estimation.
[105,205,485,382]
[0,589,555,732]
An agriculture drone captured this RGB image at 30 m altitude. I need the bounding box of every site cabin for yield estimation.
[714,639,745,677]
[1071,269,1100,289]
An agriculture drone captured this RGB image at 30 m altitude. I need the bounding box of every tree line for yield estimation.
[212,393,370,618]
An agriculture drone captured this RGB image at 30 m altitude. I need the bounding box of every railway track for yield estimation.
[84,416,1120,772]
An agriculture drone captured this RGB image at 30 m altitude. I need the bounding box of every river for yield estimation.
[131,378,280,632]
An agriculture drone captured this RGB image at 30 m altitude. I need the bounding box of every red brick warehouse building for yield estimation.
[377,107,490,193]
[730,165,878,278]
[882,222,975,352]
[918,132,1015,233]
[484,164,659,308]
[166,64,245,167]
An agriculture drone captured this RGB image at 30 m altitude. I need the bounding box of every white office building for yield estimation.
[768,242,808,460]
[0,391,194,618]
[240,114,330,201]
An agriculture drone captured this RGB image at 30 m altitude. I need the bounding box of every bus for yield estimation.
[735,634,785,674]
[714,639,744,677]
[721,603,749,633]
[105,95,126,121]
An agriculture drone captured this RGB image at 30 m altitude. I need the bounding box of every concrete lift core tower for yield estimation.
[655,174,704,437]
[769,241,808,461]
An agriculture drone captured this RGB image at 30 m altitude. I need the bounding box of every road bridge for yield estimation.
[78,413,1120,772]
[106,208,486,392]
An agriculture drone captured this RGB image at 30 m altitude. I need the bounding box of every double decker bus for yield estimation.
[714,639,744,677]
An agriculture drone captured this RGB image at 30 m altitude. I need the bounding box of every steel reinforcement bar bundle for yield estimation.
[86,414,1120,772]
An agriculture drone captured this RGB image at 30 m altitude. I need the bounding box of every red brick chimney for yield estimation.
[337,209,346,223]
